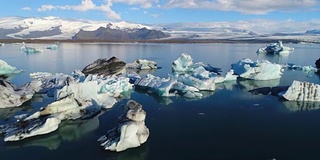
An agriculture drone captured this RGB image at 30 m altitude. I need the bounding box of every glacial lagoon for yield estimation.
[0,42,320,159]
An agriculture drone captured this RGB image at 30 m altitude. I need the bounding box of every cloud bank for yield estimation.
[37,0,319,19]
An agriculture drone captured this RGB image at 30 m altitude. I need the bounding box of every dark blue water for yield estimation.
[0,42,320,160]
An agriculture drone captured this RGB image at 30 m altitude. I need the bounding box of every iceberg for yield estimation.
[172,53,235,83]
[134,74,203,98]
[256,41,294,55]
[172,53,222,75]
[231,58,283,80]
[0,79,42,108]
[126,59,159,70]
[1,115,61,142]
[30,72,78,97]
[0,59,23,78]
[98,100,149,152]
[20,46,42,54]
[280,80,320,102]
[82,57,126,77]
[46,44,58,50]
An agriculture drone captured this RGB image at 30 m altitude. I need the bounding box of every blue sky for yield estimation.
[1,0,320,24]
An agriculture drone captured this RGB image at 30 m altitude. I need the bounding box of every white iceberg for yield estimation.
[2,116,61,142]
[231,58,283,80]
[46,44,58,50]
[172,53,235,83]
[172,53,221,75]
[98,100,149,152]
[256,41,294,55]
[0,59,23,77]
[280,80,320,102]
[0,79,42,108]
[134,74,202,98]
[126,59,158,70]
[20,46,42,54]
[30,72,78,97]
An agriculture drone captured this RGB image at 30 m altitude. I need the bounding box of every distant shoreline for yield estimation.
[0,38,309,44]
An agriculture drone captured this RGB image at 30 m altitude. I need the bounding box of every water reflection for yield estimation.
[4,116,99,150]
[256,52,289,64]
[103,143,149,160]
[0,104,33,121]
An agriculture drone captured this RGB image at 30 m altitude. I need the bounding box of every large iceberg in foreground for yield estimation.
[256,41,294,55]
[231,58,283,80]
[98,100,149,152]
[280,80,320,102]
[0,59,23,78]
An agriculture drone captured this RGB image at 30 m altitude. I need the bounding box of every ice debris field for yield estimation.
[0,43,319,152]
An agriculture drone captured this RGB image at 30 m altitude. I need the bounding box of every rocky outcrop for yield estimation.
[72,27,169,40]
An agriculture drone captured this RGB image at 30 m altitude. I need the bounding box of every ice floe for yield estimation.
[0,79,42,108]
[126,59,159,70]
[231,58,283,80]
[0,59,23,78]
[279,80,320,102]
[256,41,294,55]
[98,100,149,152]
[20,46,42,54]
[46,44,58,50]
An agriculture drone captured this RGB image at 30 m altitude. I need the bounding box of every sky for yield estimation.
[1,0,320,25]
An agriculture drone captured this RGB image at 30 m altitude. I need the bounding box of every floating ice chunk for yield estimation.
[46,44,58,50]
[231,58,283,80]
[280,80,320,102]
[212,69,238,83]
[256,41,294,55]
[82,57,126,77]
[30,72,77,96]
[20,46,42,54]
[0,59,23,77]
[3,116,61,142]
[134,74,202,98]
[172,53,221,74]
[84,74,133,98]
[175,74,215,91]
[126,59,158,70]
[0,79,42,108]
[98,100,149,152]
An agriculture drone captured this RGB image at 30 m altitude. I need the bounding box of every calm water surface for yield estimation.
[0,43,320,160]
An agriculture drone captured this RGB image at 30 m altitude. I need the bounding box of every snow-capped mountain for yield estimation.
[0,16,319,43]
[0,16,151,39]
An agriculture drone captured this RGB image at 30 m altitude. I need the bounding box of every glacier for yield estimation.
[256,41,294,55]
[231,58,283,80]
[98,100,149,152]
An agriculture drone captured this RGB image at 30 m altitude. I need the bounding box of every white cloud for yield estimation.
[163,0,319,14]
[151,14,159,18]
[130,7,140,10]
[38,0,121,19]
[163,19,320,34]
[22,7,32,11]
